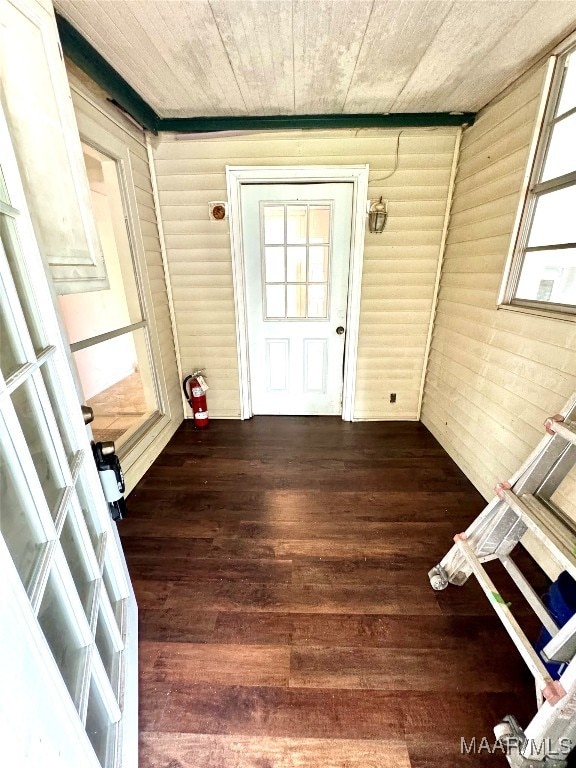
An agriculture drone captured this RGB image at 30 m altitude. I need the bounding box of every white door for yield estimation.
[0,101,137,767]
[242,183,353,415]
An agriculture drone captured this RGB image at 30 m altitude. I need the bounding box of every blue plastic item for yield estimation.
[535,571,576,679]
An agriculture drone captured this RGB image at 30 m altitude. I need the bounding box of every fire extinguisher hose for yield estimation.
[182,374,195,407]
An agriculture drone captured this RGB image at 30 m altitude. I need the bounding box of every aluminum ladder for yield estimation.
[429,394,576,767]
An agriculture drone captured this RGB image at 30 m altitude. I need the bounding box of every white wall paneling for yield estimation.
[420,63,576,576]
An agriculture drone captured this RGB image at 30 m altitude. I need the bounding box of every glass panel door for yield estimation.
[0,102,133,768]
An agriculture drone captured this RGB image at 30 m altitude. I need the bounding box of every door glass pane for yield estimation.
[11,377,66,515]
[0,418,47,589]
[557,51,576,117]
[287,284,307,318]
[0,279,26,377]
[309,206,330,243]
[103,555,126,629]
[515,249,576,304]
[37,565,87,706]
[264,246,285,282]
[263,206,284,244]
[60,508,97,617]
[308,284,328,318]
[287,246,306,282]
[95,600,121,688]
[266,284,286,318]
[308,246,329,282]
[0,213,47,352]
[75,473,105,555]
[85,676,113,767]
[541,111,576,182]
[286,206,307,244]
[73,328,157,445]
[40,358,77,464]
[528,186,576,247]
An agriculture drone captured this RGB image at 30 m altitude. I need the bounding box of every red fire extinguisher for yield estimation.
[183,370,209,428]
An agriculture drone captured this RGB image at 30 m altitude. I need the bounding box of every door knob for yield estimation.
[336,326,345,335]
[81,405,94,424]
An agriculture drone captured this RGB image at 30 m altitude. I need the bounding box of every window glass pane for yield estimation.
[265,284,285,318]
[308,246,329,282]
[286,246,307,282]
[11,377,66,515]
[308,284,328,318]
[0,213,46,351]
[57,146,142,345]
[557,51,576,117]
[85,676,113,767]
[287,284,307,318]
[263,206,284,245]
[541,111,576,182]
[286,206,307,244]
[515,249,576,305]
[0,276,26,377]
[73,328,157,446]
[60,508,97,618]
[37,565,87,706]
[40,358,77,463]
[264,246,285,282]
[528,186,576,247]
[309,206,330,243]
[0,419,47,588]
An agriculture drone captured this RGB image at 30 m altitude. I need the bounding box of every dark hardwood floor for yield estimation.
[122,417,548,768]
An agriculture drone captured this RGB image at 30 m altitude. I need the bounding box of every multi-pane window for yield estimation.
[261,203,332,320]
[502,46,576,314]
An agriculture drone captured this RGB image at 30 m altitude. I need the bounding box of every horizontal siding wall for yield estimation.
[421,64,576,574]
[153,127,459,419]
[66,62,183,486]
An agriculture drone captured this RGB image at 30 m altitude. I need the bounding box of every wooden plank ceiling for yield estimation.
[54,0,576,118]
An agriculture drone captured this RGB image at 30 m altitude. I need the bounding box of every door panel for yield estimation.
[242,183,353,415]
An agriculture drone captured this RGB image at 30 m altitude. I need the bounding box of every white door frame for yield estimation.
[226,165,369,421]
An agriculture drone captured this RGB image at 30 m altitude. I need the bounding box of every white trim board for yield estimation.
[226,165,369,422]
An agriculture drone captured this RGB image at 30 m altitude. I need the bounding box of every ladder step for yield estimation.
[548,418,576,447]
[498,490,576,576]
[543,612,576,664]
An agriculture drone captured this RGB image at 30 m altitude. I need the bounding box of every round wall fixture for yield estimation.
[209,201,228,221]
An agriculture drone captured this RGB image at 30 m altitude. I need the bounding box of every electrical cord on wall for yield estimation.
[369,129,404,184]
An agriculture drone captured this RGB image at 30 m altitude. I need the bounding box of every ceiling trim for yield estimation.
[56,13,476,135]
[159,112,476,132]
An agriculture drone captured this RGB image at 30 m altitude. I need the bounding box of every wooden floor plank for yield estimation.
[124,418,545,768]
[139,732,412,768]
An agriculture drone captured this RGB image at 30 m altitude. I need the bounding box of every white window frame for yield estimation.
[499,42,576,320]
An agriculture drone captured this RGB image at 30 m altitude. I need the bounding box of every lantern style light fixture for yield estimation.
[368,197,388,233]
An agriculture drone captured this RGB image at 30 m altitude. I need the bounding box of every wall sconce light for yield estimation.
[367,197,388,233]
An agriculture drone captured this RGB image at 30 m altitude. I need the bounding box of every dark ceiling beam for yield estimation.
[56,13,476,134]
[56,14,161,133]
[159,112,476,132]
